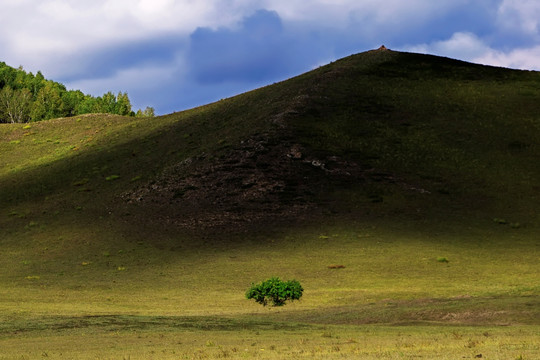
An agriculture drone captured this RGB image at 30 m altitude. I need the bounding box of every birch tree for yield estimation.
[0,86,32,123]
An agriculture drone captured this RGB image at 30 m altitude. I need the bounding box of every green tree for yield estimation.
[0,62,148,121]
[31,82,64,121]
[34,71,45,91]
[13,66,27,89]
[116,91,132,116]
[0,86,32,123]
[0,62,17,88]
[136,106,155,118]
[100,91,117,114]
[246,277,303,307]
[62,90,85,117]
[76,95,98,115]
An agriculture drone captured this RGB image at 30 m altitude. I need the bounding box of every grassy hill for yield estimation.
[0,48,539,359]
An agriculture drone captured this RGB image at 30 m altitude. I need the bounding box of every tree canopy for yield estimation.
[0,62,154,123]
[246,277,304,307]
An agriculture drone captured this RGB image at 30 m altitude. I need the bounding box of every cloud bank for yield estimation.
[1,1,540,113]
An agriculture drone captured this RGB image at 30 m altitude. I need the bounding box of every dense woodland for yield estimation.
[0,62,154,123]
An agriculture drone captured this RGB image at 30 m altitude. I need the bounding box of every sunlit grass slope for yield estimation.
[0,48,539,358]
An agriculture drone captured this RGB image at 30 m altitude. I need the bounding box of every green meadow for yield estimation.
[1,223,538,359]
[1,49,539,358]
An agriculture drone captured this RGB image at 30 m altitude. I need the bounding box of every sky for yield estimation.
[2,0,540,114]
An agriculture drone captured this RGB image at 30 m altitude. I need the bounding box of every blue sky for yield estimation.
[2,0,540,114]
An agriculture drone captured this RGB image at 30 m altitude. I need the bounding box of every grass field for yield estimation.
[1,220,538,359]
[1,49,539,358]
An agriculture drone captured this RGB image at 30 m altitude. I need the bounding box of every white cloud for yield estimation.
[404,32,493,60]
[403,32,540,71]
[497,0,540,36]
[1,1,247,61]
[474,46,540,70]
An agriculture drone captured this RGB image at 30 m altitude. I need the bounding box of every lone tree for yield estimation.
[246,277,303,307]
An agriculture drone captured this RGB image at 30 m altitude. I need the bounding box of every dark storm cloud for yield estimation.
[187,10,330,85]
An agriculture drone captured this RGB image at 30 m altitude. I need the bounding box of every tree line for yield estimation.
[0,62,155,123]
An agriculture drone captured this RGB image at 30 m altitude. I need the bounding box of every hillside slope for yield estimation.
[122,48,540,230]
[0,49,539,348]
[1,47,540,241]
